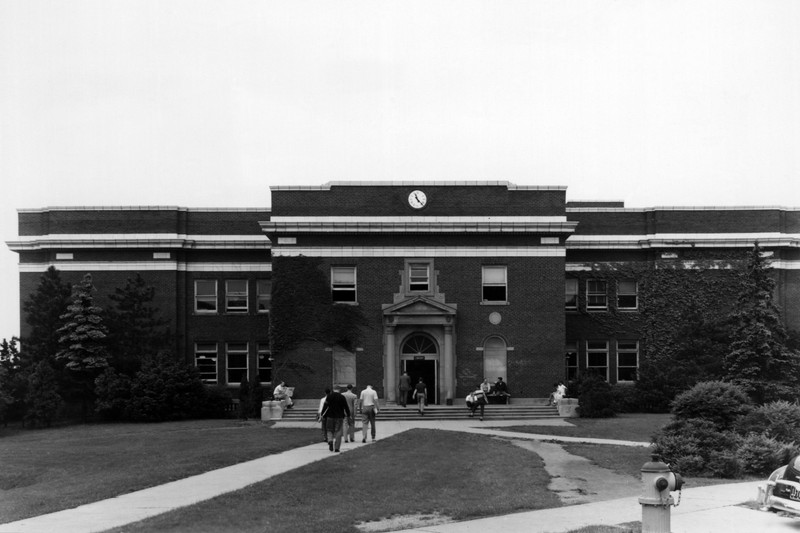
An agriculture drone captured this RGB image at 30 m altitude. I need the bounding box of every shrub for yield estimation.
[652,418,742,477]
[737,433,800,476]
[576,374,615,418]
[610,384,639,413]
[671,381,752,430]
[736,401,800,443]
[24,361,64,428]
[94,367,132,421]
[125,352,207,422]
[197,385,233,419]
[763,384,800,404]
[248,378,265,419]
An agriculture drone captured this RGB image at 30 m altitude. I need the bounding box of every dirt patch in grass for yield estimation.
[355,512,453,532]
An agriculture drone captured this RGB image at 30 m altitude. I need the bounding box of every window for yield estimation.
[408,263,430,292]
[195,342,218,383]
[565,341,578,380]
[482,266,507,303]
[331,266,357,303]
[195,280,217,313]
[586,280,607,310]
[333,346,356,388]
[565,278,578,310]
[257,343,272,383]
[226,342,248,384]
[483,336,508,381]
[586,341,608,380]
[226,280,248,313]
[617,341,639,381]
[257,280,271,313]
[617,280,638,310]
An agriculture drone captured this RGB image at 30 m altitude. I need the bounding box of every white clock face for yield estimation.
[408,190,427,209]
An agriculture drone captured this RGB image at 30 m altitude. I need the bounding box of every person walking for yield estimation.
[358,384,380,443]
[413,378,427,415]
[341,384,358,443]
[323,386,350,452]
[398,372,412,407]
[317,388,331,443]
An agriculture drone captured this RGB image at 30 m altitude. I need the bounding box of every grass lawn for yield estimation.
[108,429,562,533]
[1,414,737,532]
[0,419,320,523]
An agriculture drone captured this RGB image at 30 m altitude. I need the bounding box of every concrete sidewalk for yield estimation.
[390,481,796,533]
[0,418,793,533]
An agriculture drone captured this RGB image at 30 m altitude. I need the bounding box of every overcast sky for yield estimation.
[2,0,799,337]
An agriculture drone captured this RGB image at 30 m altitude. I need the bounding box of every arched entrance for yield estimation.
[400,333,439,405]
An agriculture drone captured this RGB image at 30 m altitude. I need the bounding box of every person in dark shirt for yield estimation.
[323,386,351,452]
[494,377,511,404]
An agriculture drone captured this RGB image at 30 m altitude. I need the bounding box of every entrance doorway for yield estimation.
[403,359,437,405]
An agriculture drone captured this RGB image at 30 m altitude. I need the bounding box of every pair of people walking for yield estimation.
[318,384,381,451]
[399,374,429,415]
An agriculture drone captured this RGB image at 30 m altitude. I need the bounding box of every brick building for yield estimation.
[8,182,800,404]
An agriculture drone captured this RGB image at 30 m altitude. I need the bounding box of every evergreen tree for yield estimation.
[105,274,171,375]
[24,360,63,428]
[723,243,800,402]
[56,273,110,418]
[21,266,71,366]
[249,377,264,420]
[0,337,24,424]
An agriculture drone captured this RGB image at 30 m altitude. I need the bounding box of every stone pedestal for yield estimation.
[261,400,284,421]
[558,398,579,418]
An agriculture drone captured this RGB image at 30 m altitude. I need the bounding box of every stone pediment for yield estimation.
[383,296,457,318]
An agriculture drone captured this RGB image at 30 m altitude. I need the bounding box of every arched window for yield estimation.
[483,336,507,380]
[401,334,438,356]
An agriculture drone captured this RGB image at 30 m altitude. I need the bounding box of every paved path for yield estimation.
[1,418,796,533]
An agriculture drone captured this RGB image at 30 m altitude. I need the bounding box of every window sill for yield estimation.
[480,301,509,306]
[332,301,359,306]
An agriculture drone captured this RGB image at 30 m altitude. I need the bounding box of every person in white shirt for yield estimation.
[273,381,293,408]
[341,384,358,443]
[317,388,331,443]
[466,388,488,420]
[358,384,380,443]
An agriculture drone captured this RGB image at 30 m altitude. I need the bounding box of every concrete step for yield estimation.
[278,404,560,421]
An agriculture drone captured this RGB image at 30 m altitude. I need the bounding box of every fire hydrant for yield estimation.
[639,454,684,533]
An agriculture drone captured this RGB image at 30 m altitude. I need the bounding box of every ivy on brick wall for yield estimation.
[571,251,745,411]
[270,256,368,377]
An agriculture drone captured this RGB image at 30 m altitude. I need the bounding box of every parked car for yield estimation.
[758,455,800,514]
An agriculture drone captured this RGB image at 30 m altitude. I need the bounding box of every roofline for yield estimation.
[567,205,800,213]
[17,206,270,214]
[270,181,567,191]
